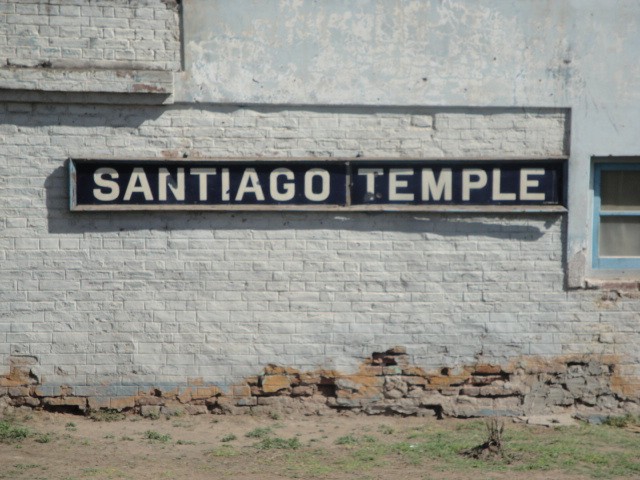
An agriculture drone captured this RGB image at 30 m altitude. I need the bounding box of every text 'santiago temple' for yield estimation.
[71,159,564,210]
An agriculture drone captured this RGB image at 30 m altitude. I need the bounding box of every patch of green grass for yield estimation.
[378,425,394,435]
[142,410,161,420]
[144,430,171,443]
[406,429,483,461]
[453,419,486,432]
[335,434,359,445]
[78,466,127,478]
[268,411,282,420]
[13,463,41,471]
[506,424,640,478]
[1,464,48,480]
[65,422,77,432]
[88,409,125,422]
[0,420,30,442]
[254,437,302,450]
[332,444,388,473]
[221,433,237,442]
[35,433,52,444]
[176,439,196,445]
[171,419,195,429]
[245,426,272,438]
[602,414,639,428]
[320,422,493,474]
[208,445,239,457]
[165,408,184,418]
[280,449,335,477]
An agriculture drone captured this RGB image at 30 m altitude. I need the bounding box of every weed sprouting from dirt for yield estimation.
[462,417,508,461]
[335,434,359,445]
[164,408,184,418]
[254,437,301,450]
[208,445,239,457]
[221,433,237,442]
[0,420,30,442]
[144,430,171,443]
[486,418,505,446]
[268,411,282,420]
[89,409,125,422]
[144,410,161,420]
[378,425,394,435]
[12,463,42,471]
[241,423,301,450]
[603,414,639,428]
[35,433,52,444]
[245,426,272,439]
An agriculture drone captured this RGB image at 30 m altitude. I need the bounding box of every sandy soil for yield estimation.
[0,410,619,480]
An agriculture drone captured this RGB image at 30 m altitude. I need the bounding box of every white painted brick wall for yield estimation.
[0,0,180,70]
[0,103,638,395]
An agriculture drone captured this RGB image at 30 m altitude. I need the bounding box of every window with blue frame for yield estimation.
[593,162,640,269]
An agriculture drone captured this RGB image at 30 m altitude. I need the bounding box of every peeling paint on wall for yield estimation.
[177,0,640,283]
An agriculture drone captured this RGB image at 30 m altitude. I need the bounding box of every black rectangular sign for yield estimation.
[70,159,566,211]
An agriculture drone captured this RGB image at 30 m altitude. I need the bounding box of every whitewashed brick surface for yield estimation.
[0,0,180,70]
[1,103,637,395]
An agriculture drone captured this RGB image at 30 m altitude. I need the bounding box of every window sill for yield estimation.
[584,278,640,291]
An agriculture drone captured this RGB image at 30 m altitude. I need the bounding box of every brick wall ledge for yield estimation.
[0,67,173,100]
[584,279,640,292]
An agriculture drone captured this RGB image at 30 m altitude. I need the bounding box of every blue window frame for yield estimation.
[593,163,640,269]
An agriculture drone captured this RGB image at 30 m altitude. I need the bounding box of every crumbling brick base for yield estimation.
[1,349,638,419]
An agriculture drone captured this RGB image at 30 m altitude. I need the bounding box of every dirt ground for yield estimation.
[0,409,637,480]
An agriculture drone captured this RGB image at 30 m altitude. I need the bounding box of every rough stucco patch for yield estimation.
[567,249,586,288]
[179,0,558,105]
[0,356,39,388]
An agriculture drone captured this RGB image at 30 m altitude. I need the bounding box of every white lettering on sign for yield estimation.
[79,161,559,208]
[304,168,330,201]
[235,168,265,201]
[462,169,488,201]
[93,167,120,201]
[159,168,185,201]
[221,168,230,201]
[389,168,414,201]
[491,169,517,201]
[123,168,153,201]
[422,168,452,201]
[190,168,217,201]
[520,168,546,201]
[270,168,295,201]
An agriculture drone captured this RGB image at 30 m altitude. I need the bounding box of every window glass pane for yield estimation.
[599,217,640,256]
[601,170,640,210]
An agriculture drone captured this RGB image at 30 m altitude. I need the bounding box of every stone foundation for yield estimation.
[2,348,638,420]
